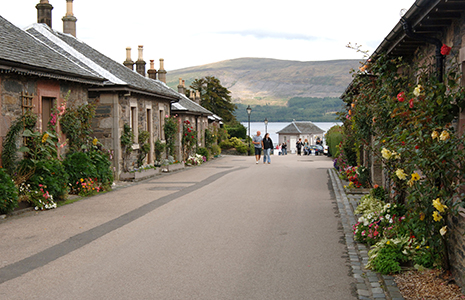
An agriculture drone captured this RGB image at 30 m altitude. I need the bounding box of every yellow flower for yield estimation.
[439,130,450,141]
[386,241,390,245]
[92,138,98,146]
[433,211,443,222]
[432,198,447,213]
[411,172,420,181]
[413,85,422,97]
[381,148,392,159]
[426,246,430,249]
[440,226,447,236]
[80,178,84,182]
[431,131,439,139]
[41,133,49,143]
[416,245,420,249]
[395,169,408,180]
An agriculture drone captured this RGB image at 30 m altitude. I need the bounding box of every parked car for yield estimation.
[308,145,324,155]
[323,145,329,156]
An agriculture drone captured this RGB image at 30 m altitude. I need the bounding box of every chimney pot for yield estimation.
[135,46,146,77]
[123,47,135,70]
[62,0,77,37]
[147,59,157,80]
[158,59,167,83]
[36,0,53,28]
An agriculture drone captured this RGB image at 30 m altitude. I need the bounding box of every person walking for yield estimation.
[282,142,287,155]
[296,138,303,156]
[252,131,263,164]
[262,133,273,164]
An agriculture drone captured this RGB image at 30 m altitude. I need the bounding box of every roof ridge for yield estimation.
[29,23,125,84]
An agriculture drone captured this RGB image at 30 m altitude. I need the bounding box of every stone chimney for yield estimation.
[147,60,157,80]
[195,90,201,105]
[36,0,53,28]
[135,45,146,76]
[177,78,184,94]
[62,0,77,37]
[158,58,167,83]
[189,90,195,100]
[123,47,135,70]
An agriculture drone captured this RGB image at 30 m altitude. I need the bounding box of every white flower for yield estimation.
[385,214,391,220]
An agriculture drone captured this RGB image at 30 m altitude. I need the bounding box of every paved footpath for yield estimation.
[0,154,401,299]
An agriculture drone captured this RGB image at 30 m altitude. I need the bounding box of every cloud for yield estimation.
[219,30,324,42]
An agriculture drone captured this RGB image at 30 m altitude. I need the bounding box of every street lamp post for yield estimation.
[264,117,268,134]
[247,105,252,155]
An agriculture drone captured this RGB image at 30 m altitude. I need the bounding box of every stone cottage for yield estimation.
[25,0,181,179]
[341,0,465,289]
[276,121,324,153]
[0,14,105,166]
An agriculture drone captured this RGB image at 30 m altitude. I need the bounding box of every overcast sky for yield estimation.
[3,0,416,71]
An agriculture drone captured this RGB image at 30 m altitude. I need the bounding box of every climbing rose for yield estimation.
[431,131,439,139]
[439,130,450,141]
[440,226,447,236]
[397,92,405,102]
[395,169,408,180]
[433,211,443,222]
[441,44,451,55]
[433,198,447,213]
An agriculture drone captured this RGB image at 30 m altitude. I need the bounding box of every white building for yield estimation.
[276,121,324,153]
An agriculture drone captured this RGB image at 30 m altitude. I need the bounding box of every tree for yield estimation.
[189,76,237,123]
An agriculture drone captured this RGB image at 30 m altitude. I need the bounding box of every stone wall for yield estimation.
[0,73,89,165]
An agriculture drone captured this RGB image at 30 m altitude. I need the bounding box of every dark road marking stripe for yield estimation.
[0,167,244,284]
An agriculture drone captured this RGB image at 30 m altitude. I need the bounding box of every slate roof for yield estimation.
[171,94,213,116]
[277,121,324,134]
[0,16,104,85]
[25,23,180,101]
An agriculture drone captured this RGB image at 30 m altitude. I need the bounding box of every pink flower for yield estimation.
[409,98,414,108]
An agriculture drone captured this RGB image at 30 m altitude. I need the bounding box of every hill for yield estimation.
[166,57,360,107]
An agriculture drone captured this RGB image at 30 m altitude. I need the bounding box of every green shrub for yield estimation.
[197,147,210,161]
[88,150,113,188]
[154,139,165,162]
[235,143,247,154]
[63,152,97,193]
[211,145,221,156]
[225,124,246,139]
[0,168,18,214]
[219,140,233,149]
[27,159,69,200]
[326,125,343,157]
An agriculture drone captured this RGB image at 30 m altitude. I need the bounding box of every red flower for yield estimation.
[441,44,451,56]
[185,133,187,136]
[397,92,405,102]
[191,136,194,139]
[409,98,414,108]
[401,141,405,145]
[415,145,419,149]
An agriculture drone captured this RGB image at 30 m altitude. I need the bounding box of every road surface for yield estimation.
[0,154,356,300]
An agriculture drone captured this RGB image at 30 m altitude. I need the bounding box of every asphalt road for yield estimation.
[0,154,356,300]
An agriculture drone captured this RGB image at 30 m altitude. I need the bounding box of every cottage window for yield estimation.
[130,105,138,144]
